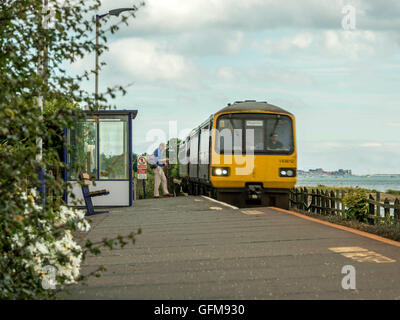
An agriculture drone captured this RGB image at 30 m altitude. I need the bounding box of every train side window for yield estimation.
[199,126,210,164]
[178,142,189,165]
[190,133,199,164]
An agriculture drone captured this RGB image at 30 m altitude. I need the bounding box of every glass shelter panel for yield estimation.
[68,119,97,180]
[99,116,129,180]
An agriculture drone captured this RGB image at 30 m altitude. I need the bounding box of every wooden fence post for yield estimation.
[321,190,327,215]
[320,190,325,215]
[394,199,400,221]
[311,189,316,213]
[292,188,296,209]
[376,192,381,219]
[335,190,340,216]
[324,190,329,215]
[368,194,375,224]
[330,190,335,215]
[298,188,303,211]
[341,190,345,218]
[316,189,321,214]
[384,198,390,222]
[312,189,318,213]
[300,187,304,211]
[303,187,308,211]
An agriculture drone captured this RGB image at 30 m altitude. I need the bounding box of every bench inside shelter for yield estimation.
[79,173,110,216]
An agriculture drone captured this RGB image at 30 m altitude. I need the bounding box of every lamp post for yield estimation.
[94,7,136,110]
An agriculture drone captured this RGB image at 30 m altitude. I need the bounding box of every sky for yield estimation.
[69,0,400,174]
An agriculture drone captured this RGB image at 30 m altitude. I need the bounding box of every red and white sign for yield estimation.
[137,156,147,179]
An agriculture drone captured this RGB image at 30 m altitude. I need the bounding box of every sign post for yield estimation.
[137,156,147,199]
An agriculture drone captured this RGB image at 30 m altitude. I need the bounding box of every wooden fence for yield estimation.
[289,187,400,224]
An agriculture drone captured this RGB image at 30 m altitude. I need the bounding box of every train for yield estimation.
[178,100,297,209]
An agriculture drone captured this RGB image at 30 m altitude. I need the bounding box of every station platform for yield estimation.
[66,195,400,299]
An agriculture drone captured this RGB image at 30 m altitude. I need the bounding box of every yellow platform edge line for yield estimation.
[271,207,400,248]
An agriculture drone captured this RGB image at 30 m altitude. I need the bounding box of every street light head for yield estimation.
[108,8,136,17]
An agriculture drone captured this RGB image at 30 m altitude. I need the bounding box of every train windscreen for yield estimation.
[215,113,294,154]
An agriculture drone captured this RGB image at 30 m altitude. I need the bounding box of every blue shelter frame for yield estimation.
[64,110,138,207]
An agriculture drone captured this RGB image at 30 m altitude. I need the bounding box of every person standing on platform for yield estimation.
[153,143,173,198]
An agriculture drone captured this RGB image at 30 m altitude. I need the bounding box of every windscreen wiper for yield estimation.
[271,116,280,135]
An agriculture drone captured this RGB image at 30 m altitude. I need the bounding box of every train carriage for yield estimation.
[178,100,297,209]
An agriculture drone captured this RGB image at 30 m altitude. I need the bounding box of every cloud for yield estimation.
[104,37,197,86]
[323,30,397,60]
[120,0,342,34]
[359,142,383,147]
[216,67,235,81]
[99,0,400,36]
[385,122,400,127]
[257,29,397,62]
[163,30,245,56]
[359,0,400,30]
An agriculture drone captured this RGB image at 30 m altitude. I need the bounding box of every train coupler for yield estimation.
[246,184,263,200]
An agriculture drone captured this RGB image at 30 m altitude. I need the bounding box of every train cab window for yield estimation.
[266,118,293,152]
[245,120,264,152]
[216,118,243,153]
[216,113,293,155]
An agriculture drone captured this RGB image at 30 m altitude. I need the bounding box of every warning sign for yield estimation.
[137,156,147,179]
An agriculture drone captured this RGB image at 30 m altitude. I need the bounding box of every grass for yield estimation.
[292,208,400,242]
[298,185,379,193]
[386,189,400,196]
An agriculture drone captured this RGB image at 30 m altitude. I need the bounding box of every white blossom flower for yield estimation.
[11,192,91,287]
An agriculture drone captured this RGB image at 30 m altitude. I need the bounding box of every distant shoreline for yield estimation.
[296,175,400,193]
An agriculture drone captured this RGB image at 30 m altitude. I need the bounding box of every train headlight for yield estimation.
[212,167,230,176]
[280,168,296,177]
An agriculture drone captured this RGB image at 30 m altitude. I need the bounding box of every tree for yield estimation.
[0,0,144,299]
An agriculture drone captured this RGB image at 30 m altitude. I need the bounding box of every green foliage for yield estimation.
[137,164,155,199]
[0,0,144,299]
[343,188,369,222]
[167,137,181,180]
[99,153,127,179]
[386,189,400,196]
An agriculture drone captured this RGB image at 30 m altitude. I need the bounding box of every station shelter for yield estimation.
[65,110,138,207]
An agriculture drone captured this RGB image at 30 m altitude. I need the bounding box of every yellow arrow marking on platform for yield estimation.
[329,247,396,263]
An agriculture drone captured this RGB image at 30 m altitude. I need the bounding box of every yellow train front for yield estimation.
[179,100,297,209]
